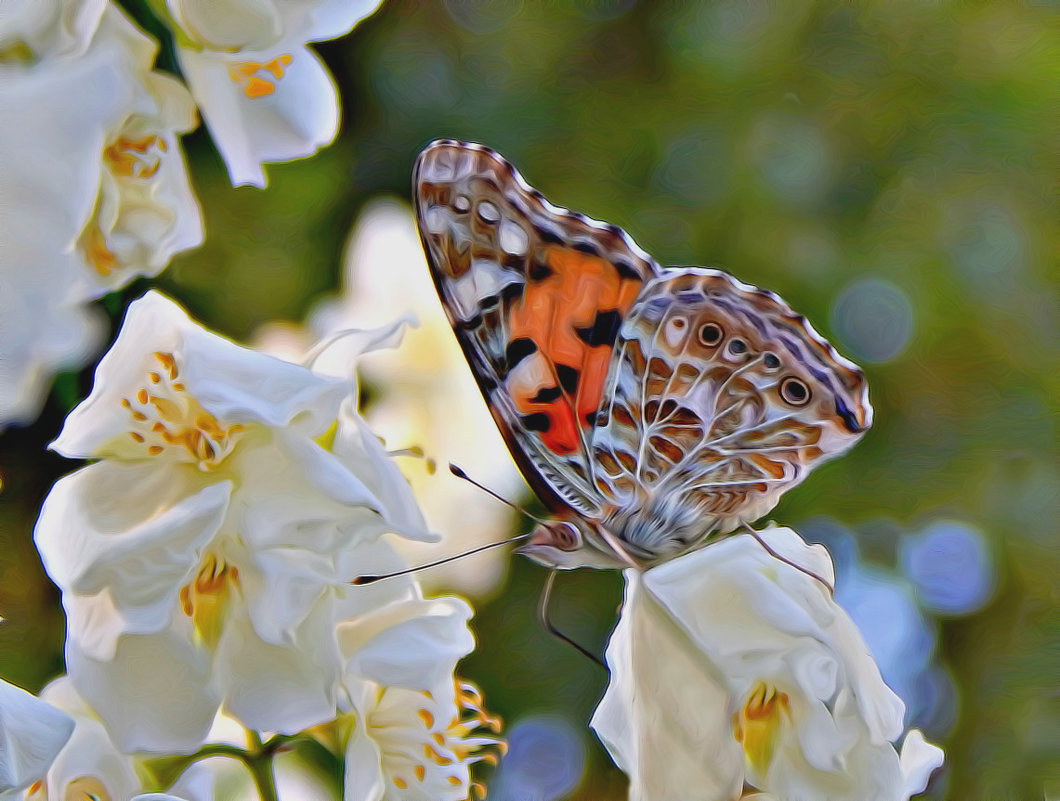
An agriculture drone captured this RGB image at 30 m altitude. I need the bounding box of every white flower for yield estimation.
[75,7,203,298]
[34,291,434,752]
[590,526,944,801]
[166,0,383,187]
[255,199,522,594]
[0,0,105,61]
[0,678,73,799]
[334,592,502,801]
[0,5,201,427]
[26,678,140,801]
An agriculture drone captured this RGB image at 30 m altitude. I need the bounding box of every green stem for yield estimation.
[244,750,279,801]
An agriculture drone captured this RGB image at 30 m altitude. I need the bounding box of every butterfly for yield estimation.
[413,140,871,572]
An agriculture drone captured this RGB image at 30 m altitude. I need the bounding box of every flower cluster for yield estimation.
[1,5,950,798]
[0,0,380,429]
[20,291,500,800]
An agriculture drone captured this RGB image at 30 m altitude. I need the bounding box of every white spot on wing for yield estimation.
[499,219,529,255]
[478,201,500,222]
[663,317,688,348]
[507,352,552,397]
[423,205,447,234]
[448,259,520,321]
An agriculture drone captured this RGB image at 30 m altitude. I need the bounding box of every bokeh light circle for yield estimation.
[830,276,914,363]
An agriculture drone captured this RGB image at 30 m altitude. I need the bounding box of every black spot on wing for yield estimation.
[575,309,622,347]
[573,241,600,256]
[529,261,553,281]
[520,412,551,432]
[530,385,562,403]
[584,410,598,426]
[612,260,640,280]
[536,225,563,244]
[505,338,537,372]
[555,364,579,394]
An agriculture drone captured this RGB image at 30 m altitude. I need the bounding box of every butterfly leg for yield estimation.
[539,570,605,668]
[741,524,835,596]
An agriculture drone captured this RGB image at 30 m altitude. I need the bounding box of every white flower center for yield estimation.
[81,136,168,276]
[228,54,293,98]
[121,352,245,469]
[369,681,504,799]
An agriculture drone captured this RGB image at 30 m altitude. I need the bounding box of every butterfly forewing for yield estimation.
[414,140,660,517]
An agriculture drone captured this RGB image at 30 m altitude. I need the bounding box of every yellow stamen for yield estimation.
[732,681,789,775]
[229,55,294,99]
[83,225,117,276]
[103,135,166,178]
[123,355,245,468]
[180,553,239,649]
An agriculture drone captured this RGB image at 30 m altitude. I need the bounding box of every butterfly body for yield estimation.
[414,140,871,570]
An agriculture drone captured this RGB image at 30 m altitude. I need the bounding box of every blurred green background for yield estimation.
[0,1,1056,799]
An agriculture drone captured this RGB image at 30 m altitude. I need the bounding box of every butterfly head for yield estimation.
[516,518,631,569]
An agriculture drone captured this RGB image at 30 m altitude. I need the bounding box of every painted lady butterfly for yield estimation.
[414,140,871,571]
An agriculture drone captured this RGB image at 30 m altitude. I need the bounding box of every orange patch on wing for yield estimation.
[508,247,642,455]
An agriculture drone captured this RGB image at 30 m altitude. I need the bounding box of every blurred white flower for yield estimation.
[76,8,203,298]
[256,198,522,594]
[337,594,503,801]
[0,678,73,799]
[0,4,201,428]
[27,677,143,801]
[166,0,382,186]
[34,291,433,752]
[590,526,944,801]
[0,0,105,61]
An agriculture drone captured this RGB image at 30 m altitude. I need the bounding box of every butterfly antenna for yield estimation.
[352,532,530,585]
[539,570,604,668]
[448,463,549,526]
[741,524,835,596]
[353,464,544,585]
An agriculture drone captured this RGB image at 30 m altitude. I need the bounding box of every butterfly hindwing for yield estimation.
[414,140,660,515]
[590,268,871,559]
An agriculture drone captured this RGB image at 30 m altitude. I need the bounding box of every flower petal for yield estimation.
[338,597,473,693]
[899,729,944,797]
[343,712,386,801]
[66,625,218,753]
[0,679,74,795]
[215,599,340,734]
[591,573,744,801]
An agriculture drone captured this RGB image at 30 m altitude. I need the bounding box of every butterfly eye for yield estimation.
[551,522,582,552]
[698,322,724,347]
[780,377,811,406]
[763,352,781,370]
